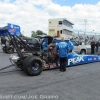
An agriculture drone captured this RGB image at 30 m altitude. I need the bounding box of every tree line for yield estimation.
[20,30,47,38]
[31,30,47,37]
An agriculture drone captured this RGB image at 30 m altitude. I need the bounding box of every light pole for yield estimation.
[84,19,87,38]
[92,30,95,40]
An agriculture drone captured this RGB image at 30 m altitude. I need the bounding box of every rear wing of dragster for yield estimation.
[0,23,22,71]
[0,24,22,71]
[0,23,23,59]
[0,23,39,72]
[0,23,39,57]
[0,23,20,36]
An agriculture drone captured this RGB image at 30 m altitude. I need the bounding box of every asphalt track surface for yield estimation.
[0,49,100,100]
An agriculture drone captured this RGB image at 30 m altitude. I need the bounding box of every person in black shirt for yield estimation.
[90,40,95,54]
[95,41,99,52]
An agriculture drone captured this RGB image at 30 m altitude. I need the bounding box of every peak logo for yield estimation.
[68,56,84,65]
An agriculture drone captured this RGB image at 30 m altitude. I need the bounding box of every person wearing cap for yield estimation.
[56,37,68,72]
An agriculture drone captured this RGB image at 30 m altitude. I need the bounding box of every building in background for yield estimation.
[48,18,74,39]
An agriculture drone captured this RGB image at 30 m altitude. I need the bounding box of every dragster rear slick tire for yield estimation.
[3,46,14,54]
[22,56,43,76]
[6,47,14,54]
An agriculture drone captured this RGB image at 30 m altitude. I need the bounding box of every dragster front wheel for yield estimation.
[16,54,30,70]
[22,56,43,76]
[6,46,14,54]
[2,46,7,53]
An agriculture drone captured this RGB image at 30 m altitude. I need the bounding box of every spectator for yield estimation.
[90,40,95,54]
[95,41,99,52]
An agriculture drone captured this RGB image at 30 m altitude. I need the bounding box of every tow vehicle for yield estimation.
[0,23,100,76]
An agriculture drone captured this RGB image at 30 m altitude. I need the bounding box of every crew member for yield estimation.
[41,39,48,62]
[42,39,47,52]
[56,37,68,72]
[68,40,74,53]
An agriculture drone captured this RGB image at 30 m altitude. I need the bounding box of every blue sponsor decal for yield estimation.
[66,53,100,66]
[8,23,20,36]
[88,58,92,61]
[68,56,84,65]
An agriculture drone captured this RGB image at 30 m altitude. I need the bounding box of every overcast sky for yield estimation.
[0,0,100,36]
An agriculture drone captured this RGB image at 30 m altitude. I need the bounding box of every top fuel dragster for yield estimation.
[0,24,100,76]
